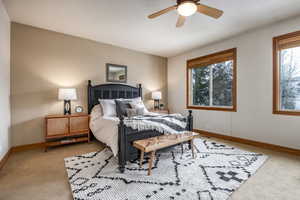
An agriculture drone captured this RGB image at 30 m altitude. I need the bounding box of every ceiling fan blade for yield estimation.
[197,4,223,19]
[176,15,186,27]
[148,5,177,19]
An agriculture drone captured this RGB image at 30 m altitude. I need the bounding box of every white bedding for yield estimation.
[89,104,119,156]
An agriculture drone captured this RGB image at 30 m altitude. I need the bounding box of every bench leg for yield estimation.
[193,144,201,153]
[180,143,184,155]
[140,150,144,168]
[191,139,195,159]
[148,151,156,176]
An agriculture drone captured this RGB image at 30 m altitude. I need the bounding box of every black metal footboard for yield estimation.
[118,110,193,173]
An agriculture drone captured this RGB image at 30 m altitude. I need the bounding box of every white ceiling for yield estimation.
[3,0,300,57]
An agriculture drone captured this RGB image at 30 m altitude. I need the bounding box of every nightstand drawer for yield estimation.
[70,116,89,134]
[46,117,69,136]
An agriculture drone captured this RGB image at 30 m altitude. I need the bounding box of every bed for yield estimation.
[88,80,193,173]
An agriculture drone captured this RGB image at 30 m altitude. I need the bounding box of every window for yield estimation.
[186,48,237,111]
[273,31,300,115]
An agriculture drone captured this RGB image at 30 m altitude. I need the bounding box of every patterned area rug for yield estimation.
[64,138,267,200]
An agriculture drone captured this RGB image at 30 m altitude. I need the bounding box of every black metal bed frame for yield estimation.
[88,80,193,173]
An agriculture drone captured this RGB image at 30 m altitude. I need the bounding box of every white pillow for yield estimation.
[129,98,149,114]
[99,99,117,117]
[119,97,141,102]
[126,108,144,117]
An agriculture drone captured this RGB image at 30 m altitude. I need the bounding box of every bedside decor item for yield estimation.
[160,103,164,109]
[45,114,90,151]
[58,88,77,115]
[106,63,127,83]
[152,91,162,110]
[75,106,83,113]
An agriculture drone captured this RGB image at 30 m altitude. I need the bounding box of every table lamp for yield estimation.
[58,88,77,115]
[152,91,162,110]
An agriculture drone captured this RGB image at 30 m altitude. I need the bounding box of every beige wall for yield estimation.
[0,2,10,160]
[11,23,167,146]
[168,16,300,150]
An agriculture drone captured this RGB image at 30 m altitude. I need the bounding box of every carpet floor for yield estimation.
[0,138,299,200]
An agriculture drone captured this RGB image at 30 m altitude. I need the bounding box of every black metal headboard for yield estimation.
[88,80,142,114]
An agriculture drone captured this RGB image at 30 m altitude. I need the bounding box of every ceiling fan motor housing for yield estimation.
[177,0,198,5]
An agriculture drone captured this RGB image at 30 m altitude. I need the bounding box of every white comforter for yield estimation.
[89,105,120,156]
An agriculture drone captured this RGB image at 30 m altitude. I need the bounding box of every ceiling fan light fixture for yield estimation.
[177,1,197,17]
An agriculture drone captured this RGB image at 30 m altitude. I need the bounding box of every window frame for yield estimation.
[186,48,237,112]
[273,30,300,116]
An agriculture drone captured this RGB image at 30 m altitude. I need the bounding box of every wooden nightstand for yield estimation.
[45,114,90,151]
[149,109,169,114]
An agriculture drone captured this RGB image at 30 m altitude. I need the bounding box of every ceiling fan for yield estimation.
[148,0,224,27]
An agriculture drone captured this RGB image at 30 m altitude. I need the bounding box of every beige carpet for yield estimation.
[0,139,299,200]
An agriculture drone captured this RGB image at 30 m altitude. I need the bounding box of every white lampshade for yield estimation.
[58,88,77,100]
[152,91,162,100]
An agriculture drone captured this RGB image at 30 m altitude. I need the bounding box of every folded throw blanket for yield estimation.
[123,113,187,134]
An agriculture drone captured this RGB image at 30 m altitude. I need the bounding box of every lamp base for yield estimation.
[64,100,71,115]
[154,100,160,110]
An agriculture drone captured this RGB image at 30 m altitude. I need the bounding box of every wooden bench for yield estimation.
[133,131,199,176]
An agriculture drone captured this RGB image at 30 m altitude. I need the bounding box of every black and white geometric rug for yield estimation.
[64,138,267,200]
